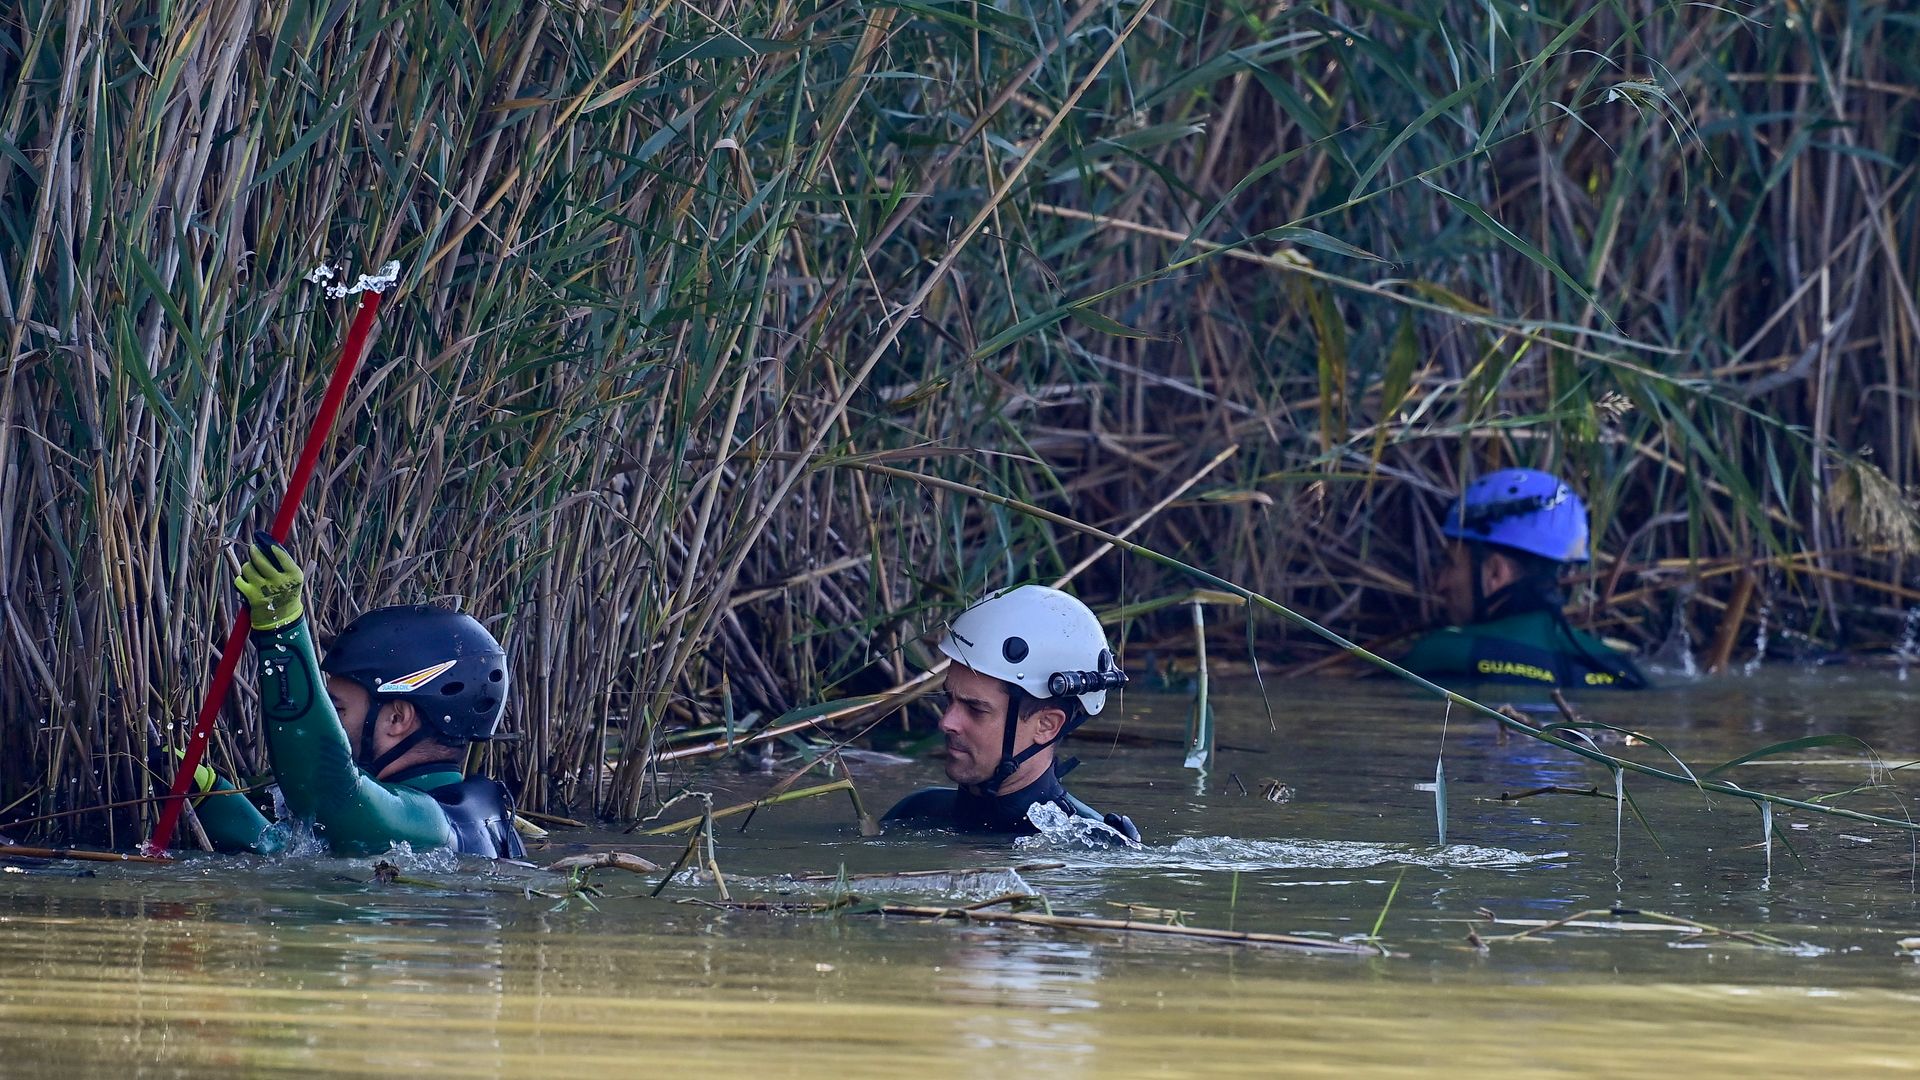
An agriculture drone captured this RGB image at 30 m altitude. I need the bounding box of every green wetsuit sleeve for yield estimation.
[191,776,274,853]
[253,620,456,856]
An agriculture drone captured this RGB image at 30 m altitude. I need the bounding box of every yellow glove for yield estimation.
[234,532,305,631]
[170,748,218,794]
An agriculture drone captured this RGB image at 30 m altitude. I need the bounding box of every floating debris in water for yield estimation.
[684,894,1386,956]
[1105,901,1193,925]
[1258,779,1294,803]
[777,865,1049,901]
[1473,907,1819,953]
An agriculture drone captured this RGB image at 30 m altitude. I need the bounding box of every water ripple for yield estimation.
[1019,832,1568,872]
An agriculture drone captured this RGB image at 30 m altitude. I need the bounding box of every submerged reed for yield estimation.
[2,0,1917,840]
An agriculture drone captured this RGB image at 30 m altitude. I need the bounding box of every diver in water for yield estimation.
[189,534,525,858]
[1400,469,1648,691]
[884,585,1140,842]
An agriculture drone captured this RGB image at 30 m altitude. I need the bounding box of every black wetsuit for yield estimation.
[885,766,1140,842]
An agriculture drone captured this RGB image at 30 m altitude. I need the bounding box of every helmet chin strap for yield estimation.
[984,686,1084,795]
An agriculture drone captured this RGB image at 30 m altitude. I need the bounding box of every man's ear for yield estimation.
[1480,550,1521,595]
[382,699,422,738]
[1027,705,1067,744]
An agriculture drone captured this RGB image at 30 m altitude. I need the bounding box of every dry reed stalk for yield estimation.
[0,845,169,865]
[543,852,661,875]
[634,778,865,836]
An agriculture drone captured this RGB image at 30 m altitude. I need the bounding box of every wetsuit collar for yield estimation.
[381,763,465,791]
[954,766,1070,832]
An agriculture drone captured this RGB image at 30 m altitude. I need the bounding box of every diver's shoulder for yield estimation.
[882,786,957,824]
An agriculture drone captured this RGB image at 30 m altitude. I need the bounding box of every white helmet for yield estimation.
[937,585,1125,715]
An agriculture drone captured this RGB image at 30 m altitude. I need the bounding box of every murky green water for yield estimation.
[6,671,1920,1075]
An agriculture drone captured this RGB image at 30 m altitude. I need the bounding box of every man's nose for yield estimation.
[937,704,966,736]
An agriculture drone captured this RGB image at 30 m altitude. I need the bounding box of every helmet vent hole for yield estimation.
[489,669,504,683]
[1002,637,1029,664]
[440,681,466,696]
[476,696,497,713]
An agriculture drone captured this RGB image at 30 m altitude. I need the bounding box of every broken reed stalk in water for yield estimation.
[829,462,1920,836]
[683,893,1386,956]
[793,862,1066,884]
[1185,597,1213,771]
[544,852,662,874]
[633,778,870,836]
[0,845,169,865]
[733,752,882,837]
[1474,907,1794,949]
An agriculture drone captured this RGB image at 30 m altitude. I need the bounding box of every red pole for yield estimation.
[147,287,388,855]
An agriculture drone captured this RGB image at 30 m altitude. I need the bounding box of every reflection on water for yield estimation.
[940,933,1102,1076]
[4,670,1920,1073]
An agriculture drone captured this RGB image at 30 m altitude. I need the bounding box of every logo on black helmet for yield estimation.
[377,660,457,694]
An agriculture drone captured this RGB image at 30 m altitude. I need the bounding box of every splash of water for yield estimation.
[1743,596,1772,677]
[371,842,463,876]
[1761,801,1773,887]
[1895,607,1920,681]
[1018,801,1143,850]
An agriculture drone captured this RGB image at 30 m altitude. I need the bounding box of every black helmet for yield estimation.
[321,605,509,742]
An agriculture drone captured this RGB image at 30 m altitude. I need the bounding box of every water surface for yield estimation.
[4,670,1918,1075]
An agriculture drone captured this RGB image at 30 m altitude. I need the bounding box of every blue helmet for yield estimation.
[1441,468,1589,563]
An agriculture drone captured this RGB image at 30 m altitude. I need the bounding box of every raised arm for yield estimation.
[238,539,455,855]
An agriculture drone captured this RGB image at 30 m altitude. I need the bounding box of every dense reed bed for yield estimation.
[2,0,1917,841]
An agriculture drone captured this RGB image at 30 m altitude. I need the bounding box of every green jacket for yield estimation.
[199,619,464,855]
[1400,609,1648,691]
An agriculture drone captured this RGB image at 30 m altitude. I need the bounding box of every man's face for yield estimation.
[1433,541,1527,625]
[1433,541,1477,626]
[937,664,1020,787]
[326,674,414,768]
[326,674,373,749]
